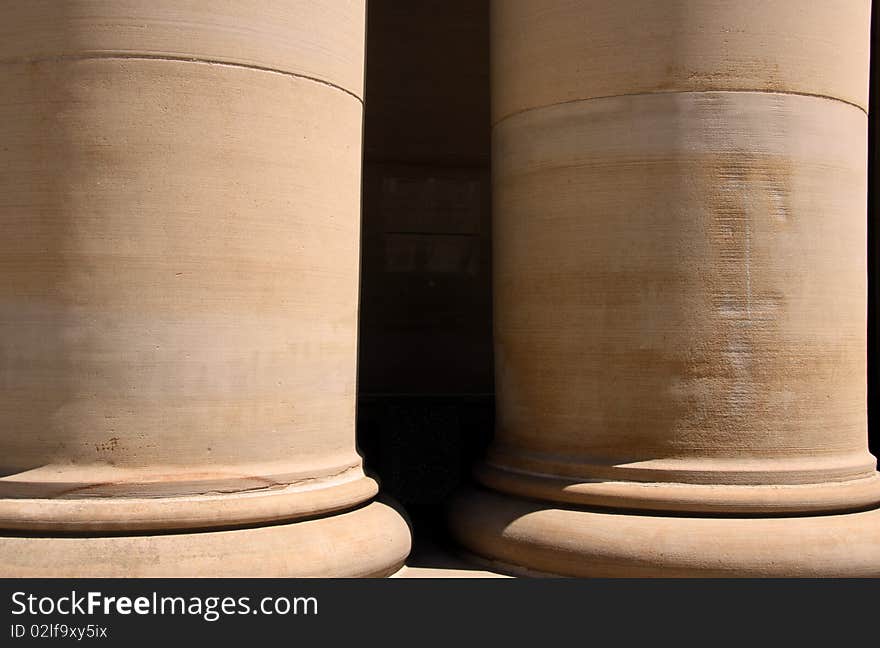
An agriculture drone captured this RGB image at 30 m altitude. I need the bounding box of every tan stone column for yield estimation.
[450,0,880,576]
[0,1,410,576]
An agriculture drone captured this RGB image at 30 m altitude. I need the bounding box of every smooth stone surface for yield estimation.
[490,91,874,512]
[450,0,879,577]
[0,501,411,578]
[1,1,411,577]
[0,58,367,527]
[0,472,378,533]
[476,464,880,516]
[450,489,880,577]
[0,0,366,98]
[492,0,871,123]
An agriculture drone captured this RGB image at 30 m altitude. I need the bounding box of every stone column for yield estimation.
[450,0,880,576]
[0,1,410,576]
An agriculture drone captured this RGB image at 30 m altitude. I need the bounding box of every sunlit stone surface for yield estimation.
[450,0,880,577]
[0,0,410,577]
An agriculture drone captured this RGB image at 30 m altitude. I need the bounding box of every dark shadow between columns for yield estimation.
[869,4,878,457]
[355,0,494,555]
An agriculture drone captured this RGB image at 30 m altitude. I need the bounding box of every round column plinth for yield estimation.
[475,463,880,516]
[1,500,410,578]
[450,488,880,578]
[0,470,380,533]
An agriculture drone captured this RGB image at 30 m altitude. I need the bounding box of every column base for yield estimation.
[0,501,411,577]
[448,488,880,577]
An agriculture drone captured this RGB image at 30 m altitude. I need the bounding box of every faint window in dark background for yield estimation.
[357,1,880,528]
[356,1,493,533]
[869,5,878,457]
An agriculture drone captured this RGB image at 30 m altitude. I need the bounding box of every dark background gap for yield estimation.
[869,1,878,458]
[356,1,880,545]
[356,0,493,544]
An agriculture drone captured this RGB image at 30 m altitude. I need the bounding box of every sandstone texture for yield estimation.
[0,0,410,577]
[450,0,880,576]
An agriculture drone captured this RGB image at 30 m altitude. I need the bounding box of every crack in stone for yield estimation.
[0,52,363,104]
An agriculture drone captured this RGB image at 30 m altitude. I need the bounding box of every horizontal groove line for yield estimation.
[1,52,363,103]
[493,88,867,127]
